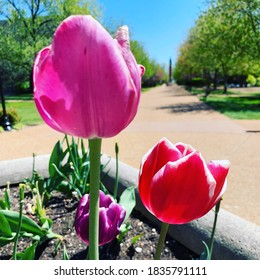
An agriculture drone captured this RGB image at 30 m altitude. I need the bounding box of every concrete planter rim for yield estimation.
[0,154,259,260]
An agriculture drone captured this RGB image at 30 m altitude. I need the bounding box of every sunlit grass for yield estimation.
[6,101,43,126]
[200,92,260,119]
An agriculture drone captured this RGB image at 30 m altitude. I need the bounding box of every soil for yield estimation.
[0,185,198,260]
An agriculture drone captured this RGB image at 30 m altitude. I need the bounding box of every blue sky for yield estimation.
[99,0,207,68]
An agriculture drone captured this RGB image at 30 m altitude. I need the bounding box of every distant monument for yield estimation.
[168,58,172,86]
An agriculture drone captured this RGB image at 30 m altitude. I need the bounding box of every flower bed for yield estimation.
[0,184,197,260]
[1,154,260,260]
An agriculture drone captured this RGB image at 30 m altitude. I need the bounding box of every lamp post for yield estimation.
[0,75,12,131]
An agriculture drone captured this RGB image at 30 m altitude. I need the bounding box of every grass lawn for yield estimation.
[3,87,260,130]
[2,87,152,129]
[6,101,43,127]
[5,93,33,101]
[191,89,260,119]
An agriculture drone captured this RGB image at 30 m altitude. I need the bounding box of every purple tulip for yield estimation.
[33,15,145,138]
[75,191,126,246]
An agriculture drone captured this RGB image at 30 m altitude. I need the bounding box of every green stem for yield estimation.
[154,222,169,260]
[208,199,221,260]
[32,153,36,177]
[13,185,25,260]
[113,142,119,199]
[88,138,102,260]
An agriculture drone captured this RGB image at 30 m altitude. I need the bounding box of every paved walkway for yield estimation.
[1,84,260,225]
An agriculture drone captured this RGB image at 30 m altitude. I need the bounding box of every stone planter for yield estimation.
[1,155,260,260]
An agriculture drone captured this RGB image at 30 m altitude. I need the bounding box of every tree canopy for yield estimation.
[0,0,166,94]
[173,0,260,93]
[0,0,102,92]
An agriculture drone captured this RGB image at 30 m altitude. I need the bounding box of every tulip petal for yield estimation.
[34,47,65,133]
[75,194,90,222]
[115,26,145,93]
[34,15,143,138]
[149,151,216,224]
[75,213,90,245]
[138,138,183,210]
[175,142,196,156]
[200,160,230,215]
[99,207,110,245]
[99,203,126,246]
[99,191,113,208]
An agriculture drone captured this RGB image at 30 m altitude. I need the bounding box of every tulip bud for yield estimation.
[75,191,126,246]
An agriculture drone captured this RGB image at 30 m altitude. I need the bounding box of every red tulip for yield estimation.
[33,15,145,138]
[138,138,230,224]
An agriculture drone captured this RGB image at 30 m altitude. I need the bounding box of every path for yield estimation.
[1,84,260,225]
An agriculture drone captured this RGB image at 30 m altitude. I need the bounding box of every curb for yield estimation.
[1,154,260,260]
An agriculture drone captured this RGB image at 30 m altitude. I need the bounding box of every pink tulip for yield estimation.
[75,191,126,246]
[33,15,145,138]
[138,138,230,224]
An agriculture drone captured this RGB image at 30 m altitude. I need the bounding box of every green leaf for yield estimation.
[36,177,46,199]
[49,140,63,177]
[200,241,210,260]
[118,223,132,243]
[40,218,53,230]
[0,199,6,210]
[131,233,143,245]
[51,164,80,196]
[22,232,40,240]
[0,212,13,237]
[19,242,38,260]
[63,244,70,260]
[0,235,15,247]
[0,210,44,237]
[119,186,136,223]
[81,138,86,158]
[4,188,11,210]
[45,231,62,240]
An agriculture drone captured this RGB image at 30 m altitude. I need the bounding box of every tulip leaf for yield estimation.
[18,242,38,260]
[0,235,16,247]
[4,188,11,210]
[0,199,6,210]
[40,218,54,231]
[49,140,63,177]
[22,232,41,241]
[62,244,70,260]
[81,138,86,159]
[0,210,44,237]
[131,233,144,245]
[119,186,136,223]
[200,241,210,260]
[118,223,132,243]
[0,212,13,237]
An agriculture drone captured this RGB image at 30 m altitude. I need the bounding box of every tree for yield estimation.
[209,0,260,58]
[0,0,101,93]
[174,0,260,94]
[131,40,167,86]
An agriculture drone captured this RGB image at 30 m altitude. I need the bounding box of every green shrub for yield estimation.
[191,77,205,87]
[0,107,21,126]
[184,77,206,88]
[246,74,256,86]
[256,77,260,86]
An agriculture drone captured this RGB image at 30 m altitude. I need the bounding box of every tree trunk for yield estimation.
[222,72,228,94]
[213,69,218,90]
